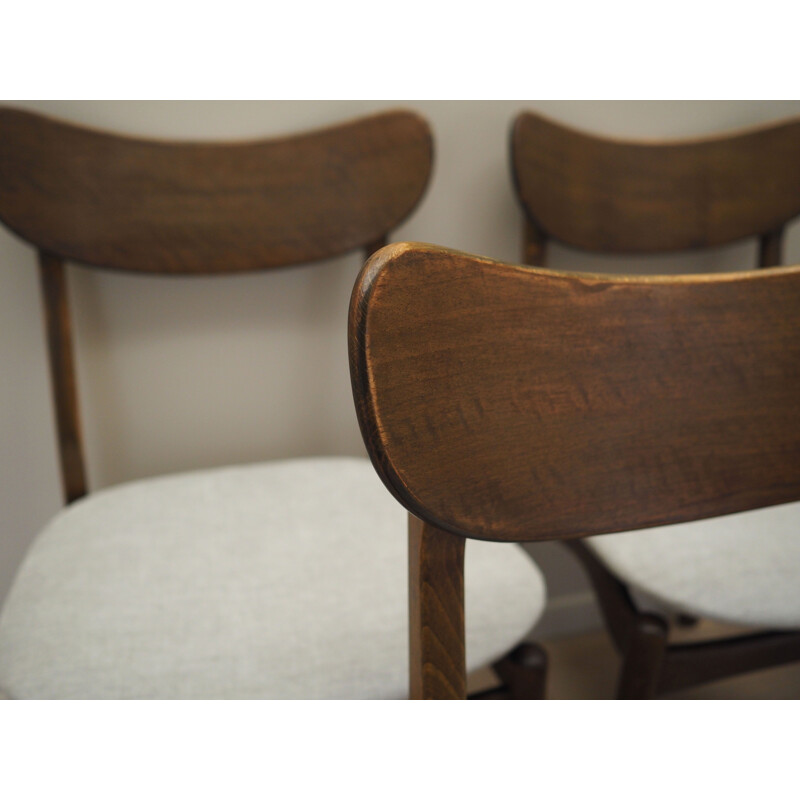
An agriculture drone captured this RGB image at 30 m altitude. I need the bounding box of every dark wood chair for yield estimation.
[511,110,800,269]
[507,110,800,698]
[0,107,546,699]
[349,242,800,699]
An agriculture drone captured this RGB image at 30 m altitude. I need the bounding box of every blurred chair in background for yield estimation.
[349,242,800,699]
[510,111,800,697]
[0,107,546,699]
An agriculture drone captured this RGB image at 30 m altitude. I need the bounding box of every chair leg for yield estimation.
[469,643,548,699]
[493,642,548,699]
[617,613,668,699]
[408,514,467,699]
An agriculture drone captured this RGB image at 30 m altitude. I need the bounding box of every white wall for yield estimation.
[2,101,800,635]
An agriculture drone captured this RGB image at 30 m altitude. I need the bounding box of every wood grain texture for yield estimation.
[38,252,87,503]
[511,111,800,256]
[0,107,433,274]
[408,514,466,699]
[350,242,800,544]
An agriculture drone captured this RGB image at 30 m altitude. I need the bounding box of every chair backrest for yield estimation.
[511,111,800,267]
[349,242,800,696]
[0,107,433,503]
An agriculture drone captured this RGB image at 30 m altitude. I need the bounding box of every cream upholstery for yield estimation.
[0,457,544,699]
[586,500,800,629]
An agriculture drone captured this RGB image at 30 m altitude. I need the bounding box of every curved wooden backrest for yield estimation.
[0,107,433,503]
[0,107,433,273]
[511,111,800,265]
[350,243,800,545]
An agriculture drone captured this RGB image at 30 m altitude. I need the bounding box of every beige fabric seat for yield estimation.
[586,501,800,630]
[0,458,545,699]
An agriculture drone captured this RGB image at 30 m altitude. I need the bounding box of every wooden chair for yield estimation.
[507,110,800,697]
[511,110,800,269]
[0,107,546,699]
[349,242,800,699]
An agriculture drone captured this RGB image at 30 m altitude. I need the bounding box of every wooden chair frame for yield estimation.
[349,242,800,699]
[0,106,434,505]
[508,111,800,697]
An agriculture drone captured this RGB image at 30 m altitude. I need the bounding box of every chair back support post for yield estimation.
[38,251,87,503]
[523,218,547,267]
[758,227,785,268]
[408,514,467,699]
[363,235,388,261]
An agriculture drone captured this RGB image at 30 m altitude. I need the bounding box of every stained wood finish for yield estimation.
[564,540,635,650]
[511,111,800,258]
[0,107,433,274]
[408,514,466,699]
[491,643,548,700]
[758,228,784,268]
[616,614,668,700]
[469,643,548,700]
[352,243,800,698]
[351,243,800,545]
[38,252,87,503]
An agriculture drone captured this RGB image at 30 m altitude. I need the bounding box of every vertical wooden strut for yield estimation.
[523,218,547,267]
[363,235,388,261]
[408,514,466,699]
[758,227,784,268]
[38,251,87,504]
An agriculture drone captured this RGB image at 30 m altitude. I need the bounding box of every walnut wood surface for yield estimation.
[0,107,433,274]
[38,252,87,503]
[758,228,784,268]
[350,242,800,544]
[408,514,466,699]
[511,111,800,257]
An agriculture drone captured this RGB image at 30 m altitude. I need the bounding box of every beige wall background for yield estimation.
[2,100,800,635]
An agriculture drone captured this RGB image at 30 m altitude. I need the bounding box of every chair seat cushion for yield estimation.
[586,500,800,629]
[0,457,544,699]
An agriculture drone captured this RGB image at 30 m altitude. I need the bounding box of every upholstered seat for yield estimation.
[0,457,544,699]
[585,501,800,630]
